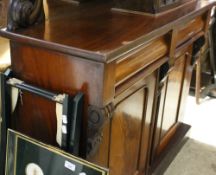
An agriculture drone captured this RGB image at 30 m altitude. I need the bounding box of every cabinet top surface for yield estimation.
[0,0,215,62]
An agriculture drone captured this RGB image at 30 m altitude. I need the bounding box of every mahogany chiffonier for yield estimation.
[0,0,215,175]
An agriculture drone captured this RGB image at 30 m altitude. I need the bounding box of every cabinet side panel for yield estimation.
[10,42,106,106]
[9,42,106,158]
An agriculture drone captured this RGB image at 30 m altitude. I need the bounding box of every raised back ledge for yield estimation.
[111,0,197,17]
[0,0,215,63]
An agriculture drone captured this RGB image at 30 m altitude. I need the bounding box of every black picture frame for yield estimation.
[5,129,109,175]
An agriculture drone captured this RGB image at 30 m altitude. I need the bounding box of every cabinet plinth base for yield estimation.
[151,122,191,174]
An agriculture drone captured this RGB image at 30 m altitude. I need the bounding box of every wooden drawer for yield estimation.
[115,36,169,86]
[176,15,205,46]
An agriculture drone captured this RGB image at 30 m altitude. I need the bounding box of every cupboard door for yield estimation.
[160,56,186,139]
[109,73,157,175]
[151,49,192,161]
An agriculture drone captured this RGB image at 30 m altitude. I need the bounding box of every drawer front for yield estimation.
[115,36,169,86]
[176,15,205,46]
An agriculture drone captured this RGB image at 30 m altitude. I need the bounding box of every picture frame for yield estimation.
[5,129,109,175]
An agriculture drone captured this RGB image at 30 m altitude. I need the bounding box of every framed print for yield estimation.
[5,129,109,175]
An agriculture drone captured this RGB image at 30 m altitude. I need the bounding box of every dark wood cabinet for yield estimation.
[0,0,215,175]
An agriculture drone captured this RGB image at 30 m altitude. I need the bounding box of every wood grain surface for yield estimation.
[0,0,215,62]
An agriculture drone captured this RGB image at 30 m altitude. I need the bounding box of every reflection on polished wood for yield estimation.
[0,0,215,175]
[0,0,214,61]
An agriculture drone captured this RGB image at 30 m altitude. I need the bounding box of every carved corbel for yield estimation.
[7,0,45,31]
[87,103,115,158]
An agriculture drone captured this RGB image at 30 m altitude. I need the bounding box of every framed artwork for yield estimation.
[5,129,109,175]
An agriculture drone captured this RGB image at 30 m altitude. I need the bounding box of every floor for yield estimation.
[164,95,216,175]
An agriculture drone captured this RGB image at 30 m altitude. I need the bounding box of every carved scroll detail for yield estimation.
[7,0,45,31]
[87,103,114,158]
